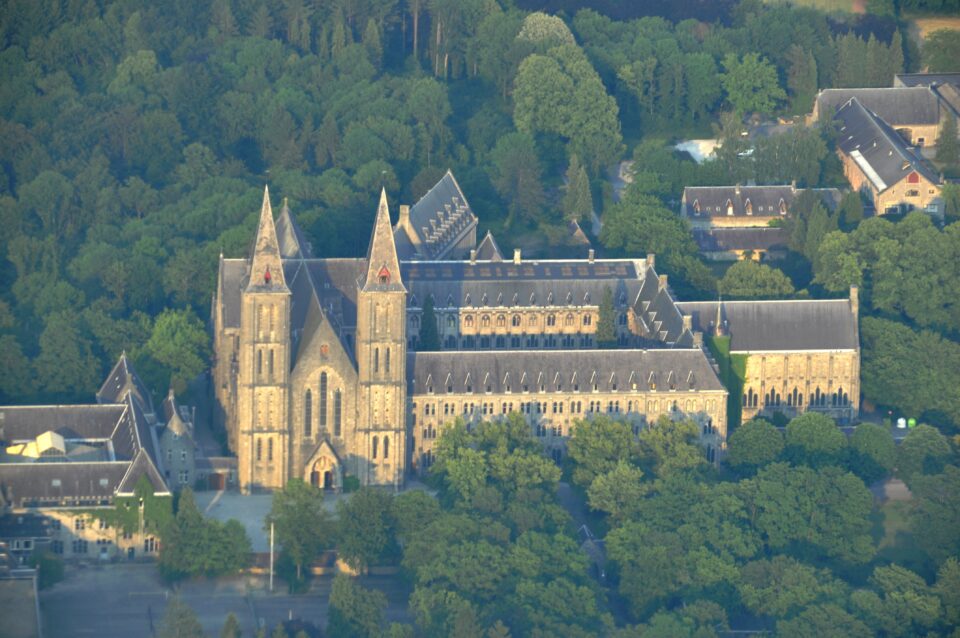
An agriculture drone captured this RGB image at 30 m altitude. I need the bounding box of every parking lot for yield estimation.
[41,562,412,637]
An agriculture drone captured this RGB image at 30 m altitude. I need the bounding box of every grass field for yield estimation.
[762,0,862,12]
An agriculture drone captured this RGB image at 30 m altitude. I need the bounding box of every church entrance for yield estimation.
[304,445,341,492]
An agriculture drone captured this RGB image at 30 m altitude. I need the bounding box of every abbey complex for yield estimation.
[212,175,860,493]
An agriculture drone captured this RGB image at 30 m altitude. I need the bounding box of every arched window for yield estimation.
[481,315,490,328]
[267,438,273,462]
[447,315,456,328]
[334,390,342,436]
[256,438,262,461]
[745,198,753,215]
[374,348,379,372]
[386,348,391,373]
[726,199,734,215]
[304,390,313,438]
[547,314,556,327]
[372,436,378,459]
[693,199,701,214]
[566,314,575,326]
[528,315,537,326]
[383,436,390,458]
[779,198,787,215]
[465,316,474,328]
[320,373,328,429]
[512,315,521,327]
[497,315,505,327]
[583,314,592,326]
[268,350,274,379]
[257,350,263,376]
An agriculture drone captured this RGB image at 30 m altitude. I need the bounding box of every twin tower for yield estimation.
[215,187,407,493]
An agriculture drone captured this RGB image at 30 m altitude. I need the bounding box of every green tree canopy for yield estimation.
[266,479,334,581]
[719,261,795,299]
[784,412,847,468]
[720,53,786,116]
[336,487,399,571]
[727,418,784,473]
[327,574,387,638]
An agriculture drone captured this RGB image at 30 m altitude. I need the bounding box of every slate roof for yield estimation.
[402,260,643,313]
[692,227,791,253]
[395,171,478,260]
[276,199,312,259]
[96,354,153,414]
[408,349,725,395]
[814,87,942,126]
[682,186,841,218]
[676,299,858,352]
[894,72,960,89]
[835,98,940,192]
[475,231,503,261]
[0,357,170,507]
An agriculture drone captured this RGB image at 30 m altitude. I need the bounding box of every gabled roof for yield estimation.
[96,353,153,414]
[682,185,841,218]
[275,197,312,259]
[116,448,169,496]
[894,72,960,89]
[408,349,725,394]
[396,170,478,260]
[677,299,858,352]
[834,98,940,193]
[814,87,942,126]
[474,231,503,261]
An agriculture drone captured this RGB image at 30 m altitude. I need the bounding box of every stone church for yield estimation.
[213,176,859,493]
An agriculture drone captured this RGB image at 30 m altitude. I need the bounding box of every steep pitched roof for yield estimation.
[814,87,942,126]
[894,72,960,89]
[397,170,478,260]
[677,299,858,352]
[408,349,725,394]
[362,189,405,292]
[834,98,940,193]
[96,353,153,414]
[116,448,169,495]
[275,197,312,259]
[682,185,841,218]
[247,186,287,291]
[474,231,503,261]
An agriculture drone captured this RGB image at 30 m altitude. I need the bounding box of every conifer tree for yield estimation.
[596,287,617,349]
[936,115,959,169]
[562,155,593,223]
[363,18,382,69]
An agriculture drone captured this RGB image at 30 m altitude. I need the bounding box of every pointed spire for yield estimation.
[247,185,286,291]
[275,195,311,259]
[715,293,725,337]
[362,188,403,291]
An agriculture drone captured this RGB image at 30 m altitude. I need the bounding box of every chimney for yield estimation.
[399,204,410,226]
[682,314,692,331]
[658,274,668,292]
[692,331,703,347]
[850,285,859,316]
[469,249,477,264]
[735,183,741,196]
[588,249,595,263]
[646,253,655,269]
[513,248,521,265]
[790,179,796,192]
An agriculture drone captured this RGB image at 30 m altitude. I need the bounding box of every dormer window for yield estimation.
[693,199,701,215]
[779,199,787,215]
[726,199,734,216]
[744,199,752,215]
[378,266,390,284]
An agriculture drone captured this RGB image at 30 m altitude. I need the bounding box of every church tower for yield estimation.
[237,187,291,493]
[356,190,407,488]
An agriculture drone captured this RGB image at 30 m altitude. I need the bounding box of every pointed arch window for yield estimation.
[268,350,275,379]
[374,348,379,373]
[267,438,273,462]
[257,350,263,376]
[383,436,390,458]
[385,348,391,373]
[256,438,262,461]
[320,373,328,430]
[334,390,342,436]
[304,389,313,438]
[372,436,378,459]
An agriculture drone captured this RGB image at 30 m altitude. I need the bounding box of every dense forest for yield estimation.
[0,0,958,433]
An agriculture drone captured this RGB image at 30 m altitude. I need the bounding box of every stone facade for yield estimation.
[214,181,862,493]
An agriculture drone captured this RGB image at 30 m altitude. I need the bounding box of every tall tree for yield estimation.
[935,114,959,169]
[327,574,387,638]
[266,479,334,581]
[158,596,205,638]
[721,53,786,116]
[488,131,545,228]
[561,155,592,223]
[596,286,616,349]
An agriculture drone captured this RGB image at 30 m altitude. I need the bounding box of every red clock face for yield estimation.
[264,268,272,284]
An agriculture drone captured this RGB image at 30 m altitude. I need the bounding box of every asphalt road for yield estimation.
[40,563,412,637]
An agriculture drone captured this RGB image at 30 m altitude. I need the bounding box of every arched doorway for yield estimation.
[304,440,342,492]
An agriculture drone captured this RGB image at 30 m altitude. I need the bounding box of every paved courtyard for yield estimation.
[41,562,412,637]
